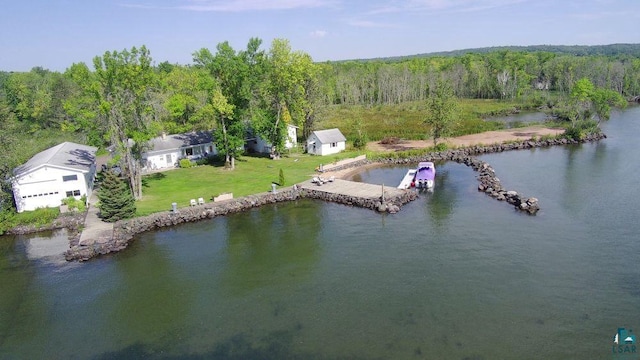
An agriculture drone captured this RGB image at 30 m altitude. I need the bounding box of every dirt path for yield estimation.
[366,126,564,152]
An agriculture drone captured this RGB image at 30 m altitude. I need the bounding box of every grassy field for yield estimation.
[318,98,541,141]
[136,150,364,216]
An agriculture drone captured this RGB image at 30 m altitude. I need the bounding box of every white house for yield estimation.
[306,128,347,156]
[12,142,97,213]
[142,131,217,171]
[246,124,298,154]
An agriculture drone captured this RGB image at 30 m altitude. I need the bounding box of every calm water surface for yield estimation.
[1,106,639,359]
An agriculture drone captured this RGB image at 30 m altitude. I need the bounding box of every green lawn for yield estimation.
[136,151,364,216]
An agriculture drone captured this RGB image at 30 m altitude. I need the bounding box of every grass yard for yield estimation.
[136,151,364,216]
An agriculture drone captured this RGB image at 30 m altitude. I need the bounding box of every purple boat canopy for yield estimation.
[415,162,436,182]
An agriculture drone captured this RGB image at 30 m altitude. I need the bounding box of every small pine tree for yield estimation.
[279,168,285,186]
[97,170,136,222]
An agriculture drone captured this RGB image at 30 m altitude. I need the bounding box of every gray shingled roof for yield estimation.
[146,131,214,154]
[14,142,97,177]
[312,128,346,144]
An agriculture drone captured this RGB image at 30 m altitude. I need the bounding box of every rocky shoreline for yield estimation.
[330,132,607,214]
[64,186,417,261]
[61,132,604,261]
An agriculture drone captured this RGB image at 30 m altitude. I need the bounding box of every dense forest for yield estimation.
[1,41,639,212]
[373,43,640,61]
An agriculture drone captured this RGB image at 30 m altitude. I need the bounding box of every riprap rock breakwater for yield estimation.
[325,133,606,214]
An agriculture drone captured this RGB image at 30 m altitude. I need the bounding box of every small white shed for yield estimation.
[306,128,347,156]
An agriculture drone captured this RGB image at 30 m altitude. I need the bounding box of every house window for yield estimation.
[62,174,78,182]
[65,190,81,197]
[331,142,337,148]
[185,147,193,156]
[66,191,73,197]
[166,154,172,164]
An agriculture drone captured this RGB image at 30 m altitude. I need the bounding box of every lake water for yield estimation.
[1,106,639,359]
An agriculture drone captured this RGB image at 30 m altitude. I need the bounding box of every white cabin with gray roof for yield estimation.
[12,142,97,213]
[142,131,217,171]
[306,128,346,156]
[246,124,298,154]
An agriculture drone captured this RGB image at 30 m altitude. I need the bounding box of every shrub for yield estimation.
[564,119,599,141]
[279,168,285,186]
[61,196,87,212]
[433,142,448,152]
[179,158,193,168]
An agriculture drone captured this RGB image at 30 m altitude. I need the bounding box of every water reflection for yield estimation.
[110,232,194,348]
[222,201,322,295]
[424,167,455,227]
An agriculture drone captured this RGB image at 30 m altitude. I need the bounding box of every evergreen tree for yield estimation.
[97,170,136,222]
[279,168,285,186]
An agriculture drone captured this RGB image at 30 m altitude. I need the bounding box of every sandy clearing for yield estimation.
[366,126,564,152]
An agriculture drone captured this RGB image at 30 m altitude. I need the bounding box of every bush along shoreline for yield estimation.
[61,132,605,262]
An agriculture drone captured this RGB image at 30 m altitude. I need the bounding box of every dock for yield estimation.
[299,178,417,212]
[397,169,416,189]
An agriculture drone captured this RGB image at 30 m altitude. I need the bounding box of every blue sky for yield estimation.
[1,0,638,72]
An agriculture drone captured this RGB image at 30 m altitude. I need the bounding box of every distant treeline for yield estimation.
[364,43,640,61]
[1,43,639,144]
[316,45,640,105]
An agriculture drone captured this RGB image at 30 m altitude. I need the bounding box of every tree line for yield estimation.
[0,41,638,211]
[316,50,640,105]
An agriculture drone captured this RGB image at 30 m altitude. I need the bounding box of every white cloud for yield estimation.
[366,0,528,15]
[176,0,338,12]
[347,19,398,28]
[310,30,328,38]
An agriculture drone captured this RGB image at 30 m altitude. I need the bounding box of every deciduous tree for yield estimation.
[570,77,626,125]
[93,46,157,199]
[258,39,316,157]
[193,40,257,168]
[424,79,459,146]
